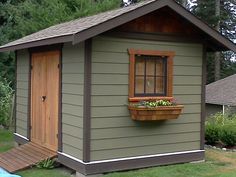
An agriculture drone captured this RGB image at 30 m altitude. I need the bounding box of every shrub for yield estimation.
[205,123,221,145]
[36,158,55,169]
[205,113,236,147]
[0,78,14,128]
[220,125,236,147]
[207,112,227,125]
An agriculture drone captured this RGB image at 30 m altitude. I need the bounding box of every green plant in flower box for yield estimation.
[130,100,175,108]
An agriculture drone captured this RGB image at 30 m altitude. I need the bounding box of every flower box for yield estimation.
[128,105,184,121]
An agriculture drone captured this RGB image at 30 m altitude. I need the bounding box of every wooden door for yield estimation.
[31,51,59,151]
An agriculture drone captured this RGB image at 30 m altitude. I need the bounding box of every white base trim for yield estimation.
[58,149,205,165]
[14,133,29,141]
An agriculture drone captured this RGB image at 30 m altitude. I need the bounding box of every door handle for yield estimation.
[41,96,46,102]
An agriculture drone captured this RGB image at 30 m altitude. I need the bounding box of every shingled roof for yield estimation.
[0,0,235,52]
[206,74,236,106]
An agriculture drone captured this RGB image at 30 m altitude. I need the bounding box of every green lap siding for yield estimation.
[90,36,203,161]
[16,50,29,138]
[61,42,84,160]
[15,36,203,162]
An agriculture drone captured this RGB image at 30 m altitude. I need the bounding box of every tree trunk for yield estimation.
[214,0,221,81]
[214,52,221,81]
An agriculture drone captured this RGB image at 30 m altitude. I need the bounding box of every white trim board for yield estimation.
[58,149,205,165]
[14,133,29,141]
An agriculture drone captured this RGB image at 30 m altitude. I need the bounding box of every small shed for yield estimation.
[0,0,235,176]
[206,74,236,117]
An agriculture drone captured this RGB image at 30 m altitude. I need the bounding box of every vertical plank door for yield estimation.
[45,51,59,151]
[31,53,47,146]
[31,51,59,151]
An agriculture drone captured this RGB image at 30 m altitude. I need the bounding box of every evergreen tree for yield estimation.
[0,0,121,87]
[192,0,236,83]
[0,0,235,86]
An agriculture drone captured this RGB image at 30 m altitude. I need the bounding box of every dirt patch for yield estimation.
[206,149,236,174]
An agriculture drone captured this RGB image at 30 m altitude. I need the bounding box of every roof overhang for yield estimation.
[206,102,236,106]
[0,35,73,52]
[0,0,235,52]
[72,0,236,52]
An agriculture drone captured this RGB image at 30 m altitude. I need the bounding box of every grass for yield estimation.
[0,128,14,153]
[1,129,236,177]
[17,168,72,177]
[104,150,236,177]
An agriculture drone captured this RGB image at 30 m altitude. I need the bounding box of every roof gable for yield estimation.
[0,0,235,52]
[206,74,236,106]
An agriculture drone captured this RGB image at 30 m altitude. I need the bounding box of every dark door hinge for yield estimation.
[58,64,60,68]
[31,65,33,70]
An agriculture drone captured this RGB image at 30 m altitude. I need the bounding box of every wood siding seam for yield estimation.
[62,124,83,130]
[91,142,201,152]
[62,132,83,140]
[63,143,83,151]
[90,131,201,140]
[62,114,83,119]
[62,103,83,107]
[83,39,92,162]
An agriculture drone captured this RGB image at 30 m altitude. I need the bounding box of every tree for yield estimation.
[175,0,195,10]
[181,0,187,7]
[121,0,141,7]
[192,0,236,83]
[0,0,121,88]
[214,0,221,81]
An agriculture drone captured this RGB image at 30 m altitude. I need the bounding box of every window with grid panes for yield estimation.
[135,55,167,96]
[128,49,174,101]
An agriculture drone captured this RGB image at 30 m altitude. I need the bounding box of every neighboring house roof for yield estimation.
[206,74,236,106]
[0,0,235,52]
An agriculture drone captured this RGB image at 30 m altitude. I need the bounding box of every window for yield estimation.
[128,49,174,102]
[135,55,167,96]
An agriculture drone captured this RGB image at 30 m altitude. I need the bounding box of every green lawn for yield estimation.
[1,129,236,177]
[0,129,14,153]
[104,149,236,177]
[17,168,72,177]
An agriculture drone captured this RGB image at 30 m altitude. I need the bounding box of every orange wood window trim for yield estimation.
[128,49,174,102]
